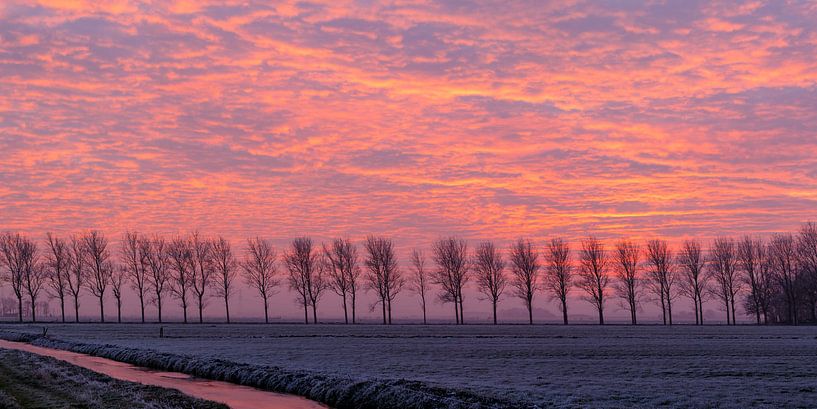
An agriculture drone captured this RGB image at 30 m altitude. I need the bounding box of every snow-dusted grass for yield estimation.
[2,323,816,408]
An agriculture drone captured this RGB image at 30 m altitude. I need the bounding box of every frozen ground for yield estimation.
[1,323,815,408]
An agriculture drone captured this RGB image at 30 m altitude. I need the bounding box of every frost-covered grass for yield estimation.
[2,323,816,408]
[0,347,228,409]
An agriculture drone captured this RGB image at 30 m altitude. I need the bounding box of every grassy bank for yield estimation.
[0,348,228,409]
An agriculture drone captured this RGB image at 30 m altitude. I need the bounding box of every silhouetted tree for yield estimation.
[409,249,430,324]
[121,231,148,323]
[544,238,572,325]
[324,238,359,324]
[111,264,126,323]
[83,230,112,323]
[284,237,326,324]
[770,233,799,324]
[509,238,539,325]
[0,233,30,322]
[646,239,677,325]
[189,232,213,323]
[798,222,817,321]
[143,236,170,323]
[211,236,238,323]
[709,237,741,325]
[67,235,85,322]
[678,240,708,325]
[364,236,403,324]
[45,233,71,323]
[614,240,641,325]
[242,237,280,323]
[167,236,193,323]
[473,242,506,325]
[738,236,765,325]
[578,236,609,325]
[432,237,469,324]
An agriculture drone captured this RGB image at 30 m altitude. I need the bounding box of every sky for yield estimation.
[1,1,816,323]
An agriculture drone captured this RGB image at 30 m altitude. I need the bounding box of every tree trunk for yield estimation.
[117,299,122,323]
[157,296,163,323]
[342,295,348,324]
[311,303,317,324]
[453,301,459,324]
[730,297,737,325]
[667,298,673,326]
[562,298,568,325]
[139,295,145,323]
[630,303,637,325]
[381,300,387,325]
[422,298,427,325]
[99,297,105,323]
[598,307,604,325]
[74,298,80,323]
[660,292,667,325]
[225,297,231,324]
[302,303,308,324]
[182,303,188,324]
[528,301,533,325]
[263,298,269,324]
[459,298,464,325]
[198,297,204,323]
[60,297,65,323]
[31,299,36,323]
[492,300,497,325]
[387,298,392,325]
[17,297,22,323]
[351,294,356,324]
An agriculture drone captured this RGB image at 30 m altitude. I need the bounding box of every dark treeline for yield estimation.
[1,222,817,325]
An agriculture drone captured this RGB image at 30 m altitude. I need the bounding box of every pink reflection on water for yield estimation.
[0,339,327,409]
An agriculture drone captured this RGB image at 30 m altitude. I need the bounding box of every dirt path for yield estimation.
[0,348,229,409]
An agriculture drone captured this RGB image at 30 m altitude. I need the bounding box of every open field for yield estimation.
[2,323,816,408]
[0,347,228,409]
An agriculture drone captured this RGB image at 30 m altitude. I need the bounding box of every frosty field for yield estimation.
[1,323,815,408]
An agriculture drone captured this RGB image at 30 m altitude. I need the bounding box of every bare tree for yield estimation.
[364,236,403,324]
[167,236,193,323]
[0,233,29,322]
[770,233,799,324]
[211,236,238,323]
[577,236,609,325]
[67,235,85,322]
[738,236,765,325]
[121,231,148,323]
[678,240,708,325]
[432,237,470,324]
[111,264,126,323]
[189,232,213,323]
[17,236,45,323]
[324,238,359,324]
[509,238,539,325]
[646,239,677,325]
[83,230,112,322]
[614,240,641,325]
[798,222,817,321]
[473,242,507,324]
[143,236,170,323]
[242,237,279,323]
[45,233,72,323]
[544,238,572,325]
[409,249,430,324]
[709,237,741,325]
[284,237,327,324]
